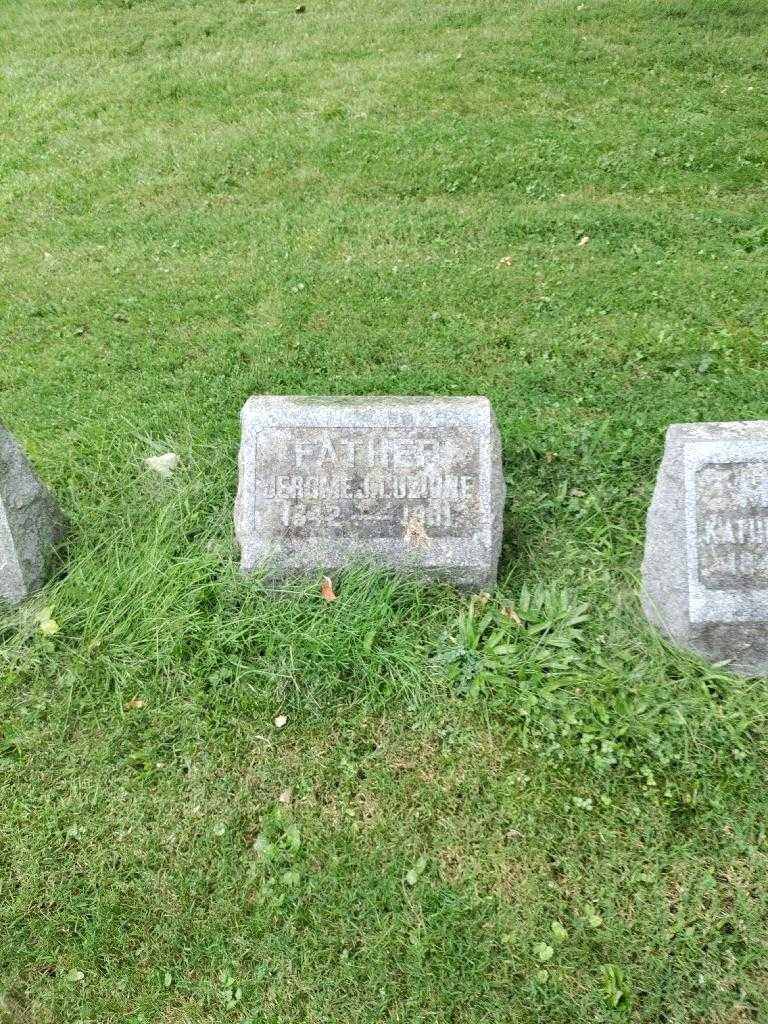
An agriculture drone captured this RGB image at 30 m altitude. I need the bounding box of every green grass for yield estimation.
[2,0,768,1020]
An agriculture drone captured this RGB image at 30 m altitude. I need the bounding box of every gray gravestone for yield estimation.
[642,421,768,676]
[0,424,65,607]
[235,396,505,590]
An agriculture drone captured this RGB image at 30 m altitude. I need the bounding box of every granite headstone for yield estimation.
[235,396,505,590]
[642,421,768,676]
[0,423,65,607]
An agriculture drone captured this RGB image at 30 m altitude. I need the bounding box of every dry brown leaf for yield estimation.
[321,576,337,601]
[403,515,429,548]
[544,451,558,464]
[124,698,145,711]
[501,606,523,627]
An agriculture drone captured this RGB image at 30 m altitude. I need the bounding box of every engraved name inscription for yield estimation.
[251,428,481,541]
[695,461,768,590]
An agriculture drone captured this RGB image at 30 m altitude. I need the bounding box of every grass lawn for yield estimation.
[2,0,768,1020]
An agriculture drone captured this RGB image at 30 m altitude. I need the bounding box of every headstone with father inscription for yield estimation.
[235,396,505,591]
[0,423,65,607]
[642,421,768,676]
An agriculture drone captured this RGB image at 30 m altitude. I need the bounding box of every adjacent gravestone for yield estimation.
[235,396,505,591]
[0,423,65,607]
[642,421,768,676]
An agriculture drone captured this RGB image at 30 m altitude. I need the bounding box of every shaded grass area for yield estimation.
[2,0,768,1020]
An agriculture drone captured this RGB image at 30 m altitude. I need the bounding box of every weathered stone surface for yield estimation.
[235,396,505,591]
[0,424,65,607]
[642,421,768,676]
